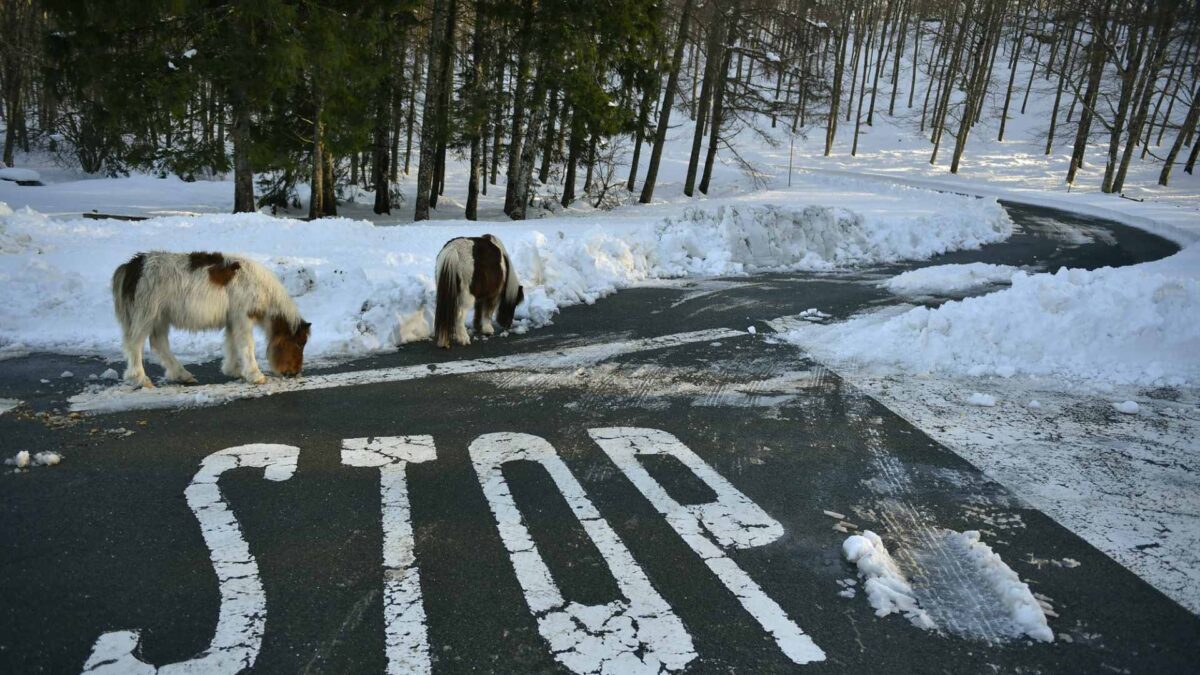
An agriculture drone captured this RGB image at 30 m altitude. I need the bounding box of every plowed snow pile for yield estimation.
[0,184,1009,361]
[785,246,1200,386]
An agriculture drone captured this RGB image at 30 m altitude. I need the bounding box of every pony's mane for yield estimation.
[229,255,305,331]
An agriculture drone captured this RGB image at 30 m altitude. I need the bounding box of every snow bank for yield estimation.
[842,531,937,629]
[0,167,41,183]
[882,263,1018,297]
[662,199,1011,274]
[0,188,1009,362]
[785,246,1200,386]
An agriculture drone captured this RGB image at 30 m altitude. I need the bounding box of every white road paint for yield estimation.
[81,444,299,674]
[589,427,826,665]
[69,328,745,415]
[341,436,436,675]
[469,432,696,674]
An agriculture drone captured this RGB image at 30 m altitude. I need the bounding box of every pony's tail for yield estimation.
[434,250,459,349]
[501,250,521,305]
[112,253,145,334]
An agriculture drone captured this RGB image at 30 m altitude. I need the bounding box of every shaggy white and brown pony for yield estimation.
[434,234,524,349]
[112,251,311,388]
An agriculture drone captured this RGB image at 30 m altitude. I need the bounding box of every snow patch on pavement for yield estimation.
[881,263,1019,298]
[843,529,1053,642]
[0,398,19,415]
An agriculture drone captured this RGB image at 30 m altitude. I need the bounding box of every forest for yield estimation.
[1,0,1197,220]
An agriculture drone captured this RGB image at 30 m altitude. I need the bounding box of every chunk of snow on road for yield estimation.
[842,531,937,630]
[100,368,119,380]
[1113,400,1139,414]
[6,450,63,468]
[0,188,1009,362]
[782,246,1200,386]
[882,263,1018,297]
[823,510,846,520]
[1027,399,1041,409]
[747,325,757,335]
[0,398,18,415]
[0,167,40,182]
[60,370,73,378]
[33,451,61,466]
[966,392,996,407]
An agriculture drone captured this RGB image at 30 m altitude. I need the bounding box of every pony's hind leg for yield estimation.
[149,323,197,384]
[221,328,241,376]
[120,311,154,389]
[455,292,473,346]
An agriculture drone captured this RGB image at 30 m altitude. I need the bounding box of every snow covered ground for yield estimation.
[0,177,1010,363]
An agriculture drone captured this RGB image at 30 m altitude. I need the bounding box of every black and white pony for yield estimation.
[434,234,524,349]
[112,251,311,388]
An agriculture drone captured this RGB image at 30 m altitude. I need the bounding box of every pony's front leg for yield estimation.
[478,297,496,336]
[150,323,197,384]
[221,329,241,377]
[229,317,266,385]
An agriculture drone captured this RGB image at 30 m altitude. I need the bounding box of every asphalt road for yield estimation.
[2,202,1196,674]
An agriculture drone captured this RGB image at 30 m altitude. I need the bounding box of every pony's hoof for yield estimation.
[170,373,198,385]
[245,373,267,385]
[131,378,154,390]
[481,325,495,336]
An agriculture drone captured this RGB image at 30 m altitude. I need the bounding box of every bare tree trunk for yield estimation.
[1114,5,1175,192]
[930,0,974,165]
[700,1,740,194]
[432,0,457,206]
[627,81,655,191]
[308,89,326,220]
[1159,84,1199,185]
[641,0,697,204]
[685,14,721,197]
[504,0,536,216]
[466,2,487,221]
[230,95,255,213]
[538,86,558,185]
[1067,8,1108,185]
[852,2,878,156]
[414,0,448,221]
[562,114,582,207]
[826,14,850,155]
[1102,15,1149,193]
[998,2,1028,141]
[1045,21,1076,155]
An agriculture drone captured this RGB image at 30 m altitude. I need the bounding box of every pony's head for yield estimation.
[495,285,524,329]
[268,316,311,377]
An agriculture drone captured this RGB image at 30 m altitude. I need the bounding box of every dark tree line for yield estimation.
[0,0,1196,223]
